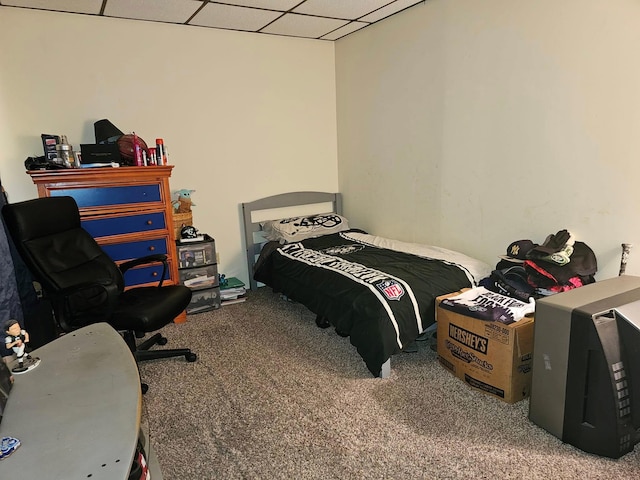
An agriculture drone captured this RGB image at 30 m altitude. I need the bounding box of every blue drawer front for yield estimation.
[82,212,166,237]
[101,239,168,262]
[52,185,162,208]
[123,264,169,287]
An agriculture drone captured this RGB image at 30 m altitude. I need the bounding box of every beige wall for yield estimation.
[336,0,640,280]
[0,8,338,284]
[4,1,640,285]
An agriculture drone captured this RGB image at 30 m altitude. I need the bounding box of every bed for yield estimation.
[242,192,491,378]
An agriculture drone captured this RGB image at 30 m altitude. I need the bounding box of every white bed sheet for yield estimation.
[341,232,492,287]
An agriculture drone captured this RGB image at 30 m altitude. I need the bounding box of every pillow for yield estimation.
[262,213,350,243]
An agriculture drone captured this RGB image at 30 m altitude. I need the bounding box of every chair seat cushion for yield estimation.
[111,285,192,332]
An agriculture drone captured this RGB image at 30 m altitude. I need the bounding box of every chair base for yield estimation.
[123,331,197,363]
[135,348,197,362]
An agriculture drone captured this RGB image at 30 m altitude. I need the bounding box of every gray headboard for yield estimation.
[241,191,342,291]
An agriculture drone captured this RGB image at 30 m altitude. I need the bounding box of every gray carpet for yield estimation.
[139,288,640,480]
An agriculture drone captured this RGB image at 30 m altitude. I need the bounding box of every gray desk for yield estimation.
[0,323,161,479]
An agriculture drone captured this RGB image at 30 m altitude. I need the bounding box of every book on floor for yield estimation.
[221,296,247,306]
[220,276,245,290]
[220,287,246,300]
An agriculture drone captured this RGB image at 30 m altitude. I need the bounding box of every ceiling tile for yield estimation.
[1,0,102,14]
[190,3,282,31]
[321,21,368,41]
[0,0,425,41]
[104,0,202,24]
[293,0,392,20]
[211,0,300,11]
[359,0,423,23]
[261,12,348,39]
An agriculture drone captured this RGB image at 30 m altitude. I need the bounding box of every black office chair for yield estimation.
[1,196,196,389]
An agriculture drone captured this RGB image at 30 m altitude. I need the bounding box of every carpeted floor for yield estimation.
[138,288,640,480]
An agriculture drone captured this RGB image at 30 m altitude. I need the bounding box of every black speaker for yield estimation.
[94,118,124,144]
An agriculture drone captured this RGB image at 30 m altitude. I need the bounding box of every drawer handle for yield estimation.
[152,272,158,277]
[146,220,153,225]
[149,246,155,252]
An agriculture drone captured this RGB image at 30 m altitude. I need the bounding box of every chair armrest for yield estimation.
[58,280,110,297]
[119,254,168,288]
[118,254,168,273]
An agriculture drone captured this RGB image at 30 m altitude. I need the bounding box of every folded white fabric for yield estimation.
[440,287,535,325]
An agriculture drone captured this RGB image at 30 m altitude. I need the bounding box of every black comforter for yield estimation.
[254,230,473,376]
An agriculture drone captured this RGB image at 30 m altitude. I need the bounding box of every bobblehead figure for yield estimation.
[4,320,30,373]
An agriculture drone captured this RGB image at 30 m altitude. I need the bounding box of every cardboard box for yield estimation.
[436,291,535,403]
[80,143,121,165]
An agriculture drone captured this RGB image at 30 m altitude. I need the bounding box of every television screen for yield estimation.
[611,302,640,434]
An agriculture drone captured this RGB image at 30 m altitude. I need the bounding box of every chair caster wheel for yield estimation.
[157,336,168,345]
[186,353,197,362]
[141,383,149,394]
[315,315,331,329]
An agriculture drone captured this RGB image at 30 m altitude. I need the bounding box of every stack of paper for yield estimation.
[220,277,247,305]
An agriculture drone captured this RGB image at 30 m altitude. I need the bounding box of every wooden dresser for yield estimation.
[28,166,186,323]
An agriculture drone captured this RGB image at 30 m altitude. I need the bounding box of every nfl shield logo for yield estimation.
[376,279,404,301]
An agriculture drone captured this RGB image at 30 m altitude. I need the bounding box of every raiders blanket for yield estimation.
[254,230,484,376]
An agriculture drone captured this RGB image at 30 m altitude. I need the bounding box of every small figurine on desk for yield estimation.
[4,320,40,374]
[172,189,196,213]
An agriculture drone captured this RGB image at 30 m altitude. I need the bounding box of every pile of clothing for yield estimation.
[439,287,536,325]
[481,229,597,301]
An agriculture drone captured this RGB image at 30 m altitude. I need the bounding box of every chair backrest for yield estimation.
[2,196,124,330]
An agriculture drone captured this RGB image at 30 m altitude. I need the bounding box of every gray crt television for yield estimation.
[529,275,640,458]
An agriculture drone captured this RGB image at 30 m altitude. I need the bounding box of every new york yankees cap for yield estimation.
[498,239,539,263]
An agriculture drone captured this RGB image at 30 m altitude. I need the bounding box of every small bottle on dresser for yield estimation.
[133,132,143,166]
[155,138,166,165]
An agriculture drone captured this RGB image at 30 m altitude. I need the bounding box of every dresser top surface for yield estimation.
[28,165,174,185]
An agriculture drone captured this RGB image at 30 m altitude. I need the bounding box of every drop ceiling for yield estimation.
[0,0,424,41]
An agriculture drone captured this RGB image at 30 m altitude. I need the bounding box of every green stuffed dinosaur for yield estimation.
[172,189,196,213]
